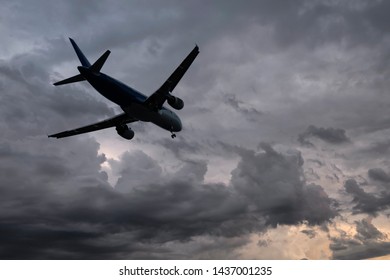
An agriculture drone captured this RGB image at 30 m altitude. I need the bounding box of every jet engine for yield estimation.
[116,124,134,140]
[167,94,184,110]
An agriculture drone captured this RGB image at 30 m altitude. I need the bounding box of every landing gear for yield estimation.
[170,125,176,139]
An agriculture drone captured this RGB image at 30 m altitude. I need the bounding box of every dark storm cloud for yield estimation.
[0,141,336,259]
[0,40,124,259]
[109,145,336,243]
[344,179,390,215]
[0,137,113,259]
[298,125,350,146]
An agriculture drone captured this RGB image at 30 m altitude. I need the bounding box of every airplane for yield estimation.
[49,38,199,140]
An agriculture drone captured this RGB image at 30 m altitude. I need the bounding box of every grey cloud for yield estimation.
[304,168,321,182]
[112,150,163,192]
[224,94,263,122]
[358,140,390,160]
[330,234,361,252]
[173,159,208,183]
[152,137,233,162]
[344,179,390,215]
[355,218,386,242]
[307,159,325,167]
[276,1,390,49]
[230,143,336,226]
[333,241,390,260]
[369,140,390,155]
[257,239,271,247]
[152,136,203,159]
[82,1,390,52]
[301,229,317,239]
[183,236,250,260]
[326,174,340,184]
[368,168,390,183]
[298,125,350,146]
[173,0,390,51]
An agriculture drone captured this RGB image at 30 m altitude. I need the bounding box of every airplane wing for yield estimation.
[48,113,138,138]
[144,45,199,110]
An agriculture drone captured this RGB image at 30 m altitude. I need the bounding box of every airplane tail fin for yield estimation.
[69,38,91,67]
[53,38,111,86]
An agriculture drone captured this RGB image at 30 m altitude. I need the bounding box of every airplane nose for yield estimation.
[171,114,182,132]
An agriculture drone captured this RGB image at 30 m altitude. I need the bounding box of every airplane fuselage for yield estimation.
[49,38,198,140]
[77,66,182,133]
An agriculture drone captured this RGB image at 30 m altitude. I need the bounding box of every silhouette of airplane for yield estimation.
[49,38,199,140]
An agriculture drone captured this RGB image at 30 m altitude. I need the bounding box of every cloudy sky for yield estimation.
[1,0,390,260]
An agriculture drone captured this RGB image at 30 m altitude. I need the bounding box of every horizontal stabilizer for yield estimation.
[53,74,85,86]
[90,50,111,73]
